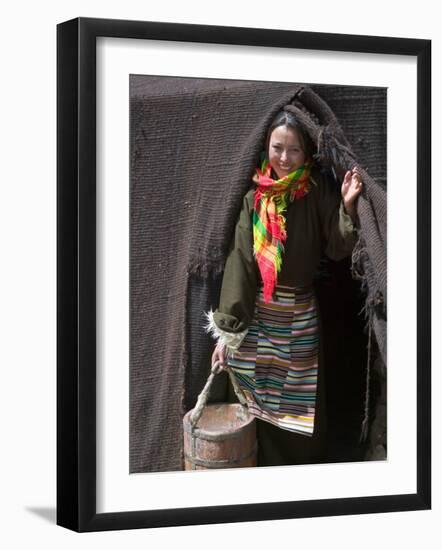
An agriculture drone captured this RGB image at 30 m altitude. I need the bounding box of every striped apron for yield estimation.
[227,284,320,436]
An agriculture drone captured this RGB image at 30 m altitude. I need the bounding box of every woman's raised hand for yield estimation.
[341,166,363,220]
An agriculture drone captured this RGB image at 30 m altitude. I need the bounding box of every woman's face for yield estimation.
[268,125,306,179]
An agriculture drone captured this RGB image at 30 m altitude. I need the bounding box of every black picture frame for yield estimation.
[57,17,431,532]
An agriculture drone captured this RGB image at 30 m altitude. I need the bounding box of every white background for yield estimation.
[0,0,439,548]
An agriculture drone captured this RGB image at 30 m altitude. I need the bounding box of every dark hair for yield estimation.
[264,110,315,161]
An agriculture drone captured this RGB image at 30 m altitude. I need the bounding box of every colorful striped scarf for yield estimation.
[252,157,311,303]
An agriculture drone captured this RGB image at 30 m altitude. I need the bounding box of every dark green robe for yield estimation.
[212,168,357,342]
[208,167,357,466]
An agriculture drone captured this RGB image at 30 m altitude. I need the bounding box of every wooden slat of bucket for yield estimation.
[184,443,257,470]
[183,403,257,470]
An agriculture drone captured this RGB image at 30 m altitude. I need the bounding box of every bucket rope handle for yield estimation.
[189,361,248,430]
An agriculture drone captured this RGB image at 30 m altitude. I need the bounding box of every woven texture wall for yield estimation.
[130,76,386,473]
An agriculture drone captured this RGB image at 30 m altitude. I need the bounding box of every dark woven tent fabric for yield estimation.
[130,76,386,473]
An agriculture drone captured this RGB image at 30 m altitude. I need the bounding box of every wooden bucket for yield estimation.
[183,362,257,470]
[183,403,256,470]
